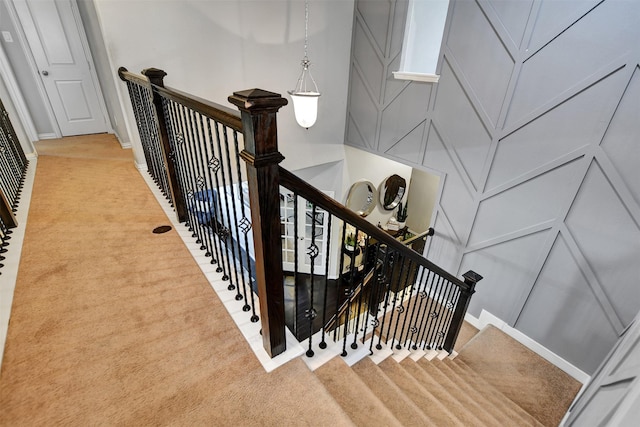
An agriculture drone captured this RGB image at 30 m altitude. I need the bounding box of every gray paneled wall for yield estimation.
[345,0,640,374]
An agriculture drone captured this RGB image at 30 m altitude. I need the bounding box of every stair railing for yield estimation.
[0,96,29,273]
[118,67,481,359]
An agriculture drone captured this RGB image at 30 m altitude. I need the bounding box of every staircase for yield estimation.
[310,324,581,427]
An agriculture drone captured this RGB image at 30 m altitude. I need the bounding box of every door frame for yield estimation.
[7,0,111,139]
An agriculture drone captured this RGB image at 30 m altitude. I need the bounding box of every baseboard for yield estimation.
[135,162,147,171]
[26,152,38,159]
[37,132,58,140]
[464,310,591,384]
[113,132,132,149]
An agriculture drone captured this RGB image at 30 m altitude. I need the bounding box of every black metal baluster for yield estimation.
[204,119,228,275]
[434,281,456,350]
[388,256,409,348]
[438,286,460,350]
[191,113,217,261]
[340,226,361,356]
[382,250,403,346]
[186,109,208,251]
[405,267,428,349]
[423,275,446,350]
[211,121,234,285]
[220,125,247,302]
[393,259,417,349]
[375,248,393,350]
[414,272,438,349]
[350,232,372,350]
[144,86,171,201]
[305,203,319,357]
[318,214,333,349]
[362,241,381,354]
[293,191,299,337]
[232,130,257,319]
[332,221,348,342]
[177,104,199,238]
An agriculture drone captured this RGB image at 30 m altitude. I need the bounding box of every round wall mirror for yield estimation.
[345,179,378,217]
[379,174,406,210]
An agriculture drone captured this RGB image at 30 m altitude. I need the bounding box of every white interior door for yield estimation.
[13,0,107,136]
[280,188,332,275]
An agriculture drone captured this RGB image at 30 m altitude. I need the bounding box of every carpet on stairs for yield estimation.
[457,325,582,427]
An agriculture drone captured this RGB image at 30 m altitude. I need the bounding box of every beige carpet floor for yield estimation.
[0,134,351,426]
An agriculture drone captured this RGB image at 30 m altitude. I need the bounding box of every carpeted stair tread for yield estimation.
[457,325,581,427]
[423,358,539,426]
[315,357,403,427]
[352,357,434,426]
[407,358,504,426]
[378,358,466,427]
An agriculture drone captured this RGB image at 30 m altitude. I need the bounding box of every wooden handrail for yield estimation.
[118,67,242,131]
[278,167,470,292]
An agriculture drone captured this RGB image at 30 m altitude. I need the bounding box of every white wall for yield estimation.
[91,0,354,169]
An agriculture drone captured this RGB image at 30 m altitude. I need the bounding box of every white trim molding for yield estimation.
[393,71,440,83]
[465,309,591,384]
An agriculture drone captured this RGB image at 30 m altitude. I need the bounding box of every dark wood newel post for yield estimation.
[141,68,187,222]
[443,270,483,352]
[229,89,288,358]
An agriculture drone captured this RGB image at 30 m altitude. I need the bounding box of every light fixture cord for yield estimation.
[304,0,309,60]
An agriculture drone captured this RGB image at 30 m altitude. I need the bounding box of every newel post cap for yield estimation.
[141,68,167,86]
[462,270,483,285]
[228,89,288,112]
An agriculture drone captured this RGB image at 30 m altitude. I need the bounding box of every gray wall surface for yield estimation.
[345,0,640,374]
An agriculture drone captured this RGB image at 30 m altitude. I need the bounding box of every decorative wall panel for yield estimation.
[345,0,640,374]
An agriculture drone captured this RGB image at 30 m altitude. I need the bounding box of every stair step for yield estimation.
[315,357,403,426]
[352,358,434,426]
[399,359,494,426]
[378,358,466,427]
[440,359,544,426]
[416,358,516,426]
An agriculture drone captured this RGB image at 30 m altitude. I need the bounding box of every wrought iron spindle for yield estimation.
[293,191,299,337]
[393,259,418,349]
[318,213,333,349]
[332,221,348,342]
[405,268,429,349]
[382,250,404,346]
[437,285,460,350]
[423,275,446,350]
[220,125,248,303]
[212,120,236,286]
[305,203,318,357]
[386,252,408,347]
[434,280,456,349]
[231,130,257,319]
[373,247,392,351]
[415,273,441,349]
[186,109,209,250]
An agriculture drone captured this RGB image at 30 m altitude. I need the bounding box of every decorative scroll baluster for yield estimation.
[231,130,257,318]
[318,214,333,349]
[422,276,445,350]
[305,203,318,357]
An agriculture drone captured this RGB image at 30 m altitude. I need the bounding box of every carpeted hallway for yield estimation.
[0,134,582,426]
[0,135,350,426]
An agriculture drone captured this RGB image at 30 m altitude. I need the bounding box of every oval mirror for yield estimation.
[345,179,378,217]
[379,174,406,210]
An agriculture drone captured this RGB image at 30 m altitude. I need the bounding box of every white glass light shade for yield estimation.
[288,91,320,128]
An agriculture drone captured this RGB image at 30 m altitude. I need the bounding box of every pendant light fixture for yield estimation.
[288,0,320,129]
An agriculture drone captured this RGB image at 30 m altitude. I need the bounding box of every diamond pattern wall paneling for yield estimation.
[345,0,640,374]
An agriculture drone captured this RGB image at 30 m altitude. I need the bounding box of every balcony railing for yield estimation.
[118,67,481,359]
